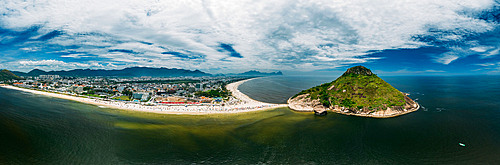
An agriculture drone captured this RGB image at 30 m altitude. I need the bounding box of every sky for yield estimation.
[0,0,499,75]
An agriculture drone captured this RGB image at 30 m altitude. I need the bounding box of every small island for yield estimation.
[288,66,419,118]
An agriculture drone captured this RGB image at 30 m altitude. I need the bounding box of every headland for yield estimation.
[288,66,419,118]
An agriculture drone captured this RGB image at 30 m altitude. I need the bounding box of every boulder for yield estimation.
[314,110,327,116]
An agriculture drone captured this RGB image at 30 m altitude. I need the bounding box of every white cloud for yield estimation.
[470,46,493,53]
[59,53,93,58]
[433,41,500,65]
[20,47,39,52]
[435,53,460,65]
[0,0,498,72]
[19,59,66,66]
[474,62,500,73]
[374,69,447,75]
[15,59,105,71]
[470,46,500,59]
[424,70,446,73]
[484,48,500,58]
[475,63,496,67]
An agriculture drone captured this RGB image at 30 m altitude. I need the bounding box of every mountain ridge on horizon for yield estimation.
[226,70,283,76]
[10,67,283,77]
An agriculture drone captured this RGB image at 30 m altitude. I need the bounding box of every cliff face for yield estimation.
[287,94,326,112]
[288,66,418,118]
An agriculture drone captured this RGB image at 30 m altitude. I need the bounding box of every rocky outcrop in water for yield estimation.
[314,110,327,116]
[288,66,419,118]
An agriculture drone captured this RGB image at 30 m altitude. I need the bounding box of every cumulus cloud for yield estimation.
[16,59,105,71]
[0,0,499,72]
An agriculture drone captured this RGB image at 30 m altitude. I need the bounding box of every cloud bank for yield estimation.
[0,0,499,72]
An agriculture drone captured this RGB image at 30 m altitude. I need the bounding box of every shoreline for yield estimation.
[288,95,420,118]
[0,78,287,115]
[225,78,276,104]
[329,103,420,118]
[3,78,418,118]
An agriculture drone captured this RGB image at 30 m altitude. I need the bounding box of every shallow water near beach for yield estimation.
[1,76,500,164]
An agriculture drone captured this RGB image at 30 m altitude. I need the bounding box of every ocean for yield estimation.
[1,75,500,164]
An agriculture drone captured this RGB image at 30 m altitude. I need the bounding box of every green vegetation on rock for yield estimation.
[293,66,405,110]
[0,69,21,82]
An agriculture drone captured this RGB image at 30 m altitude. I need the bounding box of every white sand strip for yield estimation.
[1,78,287,115]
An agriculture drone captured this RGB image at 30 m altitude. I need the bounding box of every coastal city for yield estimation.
[1,0,499,164]
[2,74,286,114]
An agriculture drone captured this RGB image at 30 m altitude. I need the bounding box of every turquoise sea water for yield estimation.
[1,76,500,164]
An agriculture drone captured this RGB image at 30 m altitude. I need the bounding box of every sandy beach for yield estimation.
[0,78,287,115]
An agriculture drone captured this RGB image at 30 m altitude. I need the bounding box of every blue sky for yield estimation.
[0,0,499,75]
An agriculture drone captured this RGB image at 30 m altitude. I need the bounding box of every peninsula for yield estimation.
[288,66,419,118]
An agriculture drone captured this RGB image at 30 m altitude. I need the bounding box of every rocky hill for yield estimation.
[288,66,418,118]
[0,69,21,82]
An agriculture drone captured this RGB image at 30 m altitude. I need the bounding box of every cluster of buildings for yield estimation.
[11,75,243,104]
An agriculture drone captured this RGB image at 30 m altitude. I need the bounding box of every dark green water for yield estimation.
[1,76,500,164]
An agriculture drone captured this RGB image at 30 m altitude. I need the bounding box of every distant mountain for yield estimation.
[0,69,21,81]
[11,67,211,77]
[230,70,283,76]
